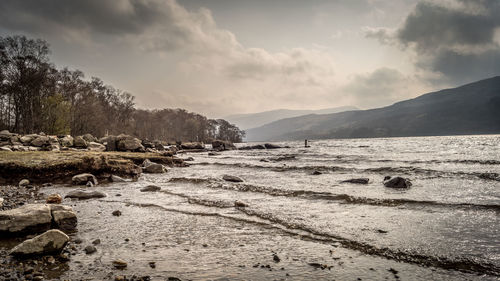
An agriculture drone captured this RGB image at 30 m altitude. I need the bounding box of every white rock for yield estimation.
[9,229,69,256]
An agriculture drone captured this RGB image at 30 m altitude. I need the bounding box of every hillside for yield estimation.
[224,106,357,130]
[245,76,500,141]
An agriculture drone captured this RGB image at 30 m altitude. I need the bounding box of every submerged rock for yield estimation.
[112,210,122,216]
[223,175,244,183]
[312,171,322,175]
[9,229,69,256]
[234,200,248,207]
[383,177,412,188]
[143,163,167,173]
[341,178,370,184]
[110,175,127,182]
[72,173,98,186]
[84,245,97,254]
[140,185,161,192]
[65,190,106,200]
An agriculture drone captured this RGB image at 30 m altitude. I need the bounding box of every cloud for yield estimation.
[365,0,500,84]
[343,68,429,109]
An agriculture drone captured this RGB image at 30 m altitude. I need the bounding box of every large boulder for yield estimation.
[73,136,88,148]
[30,136,49,147]
[0,204,52,234]
[65,190,106,200]
[19,134,37,145]
[181,142,205,150]
[82,133,97,143]
[72,173,98,185]
[383,177,412,188]
[50,205,78,231]
[9,229,70,256]
[59,135,74,147]
[99,135,118,151]
[116,134,144,152]
[88,142,106,152]
[212,140,236,151]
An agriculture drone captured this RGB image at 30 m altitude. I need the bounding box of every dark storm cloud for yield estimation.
[367,0,500,83]
[0,0,164,35]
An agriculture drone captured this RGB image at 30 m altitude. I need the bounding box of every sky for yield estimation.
[0,0,499,118]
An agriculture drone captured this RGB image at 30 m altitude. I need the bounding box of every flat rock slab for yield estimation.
[341,178,370,184]
[65,190,106,200]
[0,204,77,235]
[10,229,69,256]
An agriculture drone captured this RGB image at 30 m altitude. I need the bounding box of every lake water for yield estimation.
[44,135,500,280]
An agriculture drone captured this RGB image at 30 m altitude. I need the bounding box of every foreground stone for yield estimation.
[0,204,77,235]
[384,177,412,188]
[9,229,70,256]
[46,194,62,204]
[65,190,106,200]
[341,178,370,184]
[223,175,244,183]
[140,185,161,192]
[72,173,98,186]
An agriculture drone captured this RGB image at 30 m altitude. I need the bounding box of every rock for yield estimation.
[65,190,106,200]
[46,194,62,204]
[0,146,12,152]
[208,152,220,156]
[92,239,101,245]
[30,136,49,147]
[0,204,52,234]
[19,179,30,187]
[312,171,322,175]
[140,185,161,192]
[341,178,370,184]
[50,205,78,231]
[143,163,167,173]
[73,136,88,148]
[9,229,69,256]
[84,245,97,254]
[112,210,122,216]
[110,175,127,182]
[238,144,266,150]
[117,134,144,152]
[212,140,236,151]
[223,175,243,183]
[88,142,106,152]
[273,253,281,262]
[234,200,248,207]
[48,143,61,151]
[184,157,194,161]
[20,135,36,145]
[0,197,3,207]
[82,133,97,143]
[180,142,205,150]
[264,143,282,149]
[59,135,74,147]
[112,259,128,269]
[383,177,412,188]
[142,159,154,168]
[72,173,98,185]
[86,181,94,187]
[0,204,77,234]
[149,261,156,268]
[99,135,118,151]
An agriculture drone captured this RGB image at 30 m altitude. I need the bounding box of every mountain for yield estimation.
[245,76,500,141]
[224,106,358,130]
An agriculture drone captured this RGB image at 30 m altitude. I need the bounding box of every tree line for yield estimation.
[0,35,245,143]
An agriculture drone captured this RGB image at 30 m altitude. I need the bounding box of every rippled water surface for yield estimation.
[44,135,499,280]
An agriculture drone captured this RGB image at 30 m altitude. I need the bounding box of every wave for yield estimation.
[192,162,500,182]
[168,177,500,212]
[101,198,500,277]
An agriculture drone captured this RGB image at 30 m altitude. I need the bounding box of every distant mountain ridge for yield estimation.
[245,76,500,141]
[224,106,358,130]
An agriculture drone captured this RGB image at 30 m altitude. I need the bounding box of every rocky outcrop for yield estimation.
[9,229,70,256]
[65,190,106,200]
[383,176,412,188]
[0,204,77,235]
[180,142,205,150]
[223,175,244,182]
[72,173,98,185]
[212,140,236,151]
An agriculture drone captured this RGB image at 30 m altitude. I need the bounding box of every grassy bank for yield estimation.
[0,151,184,184]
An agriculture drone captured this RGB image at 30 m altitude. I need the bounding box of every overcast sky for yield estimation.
[1,0,499,117]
